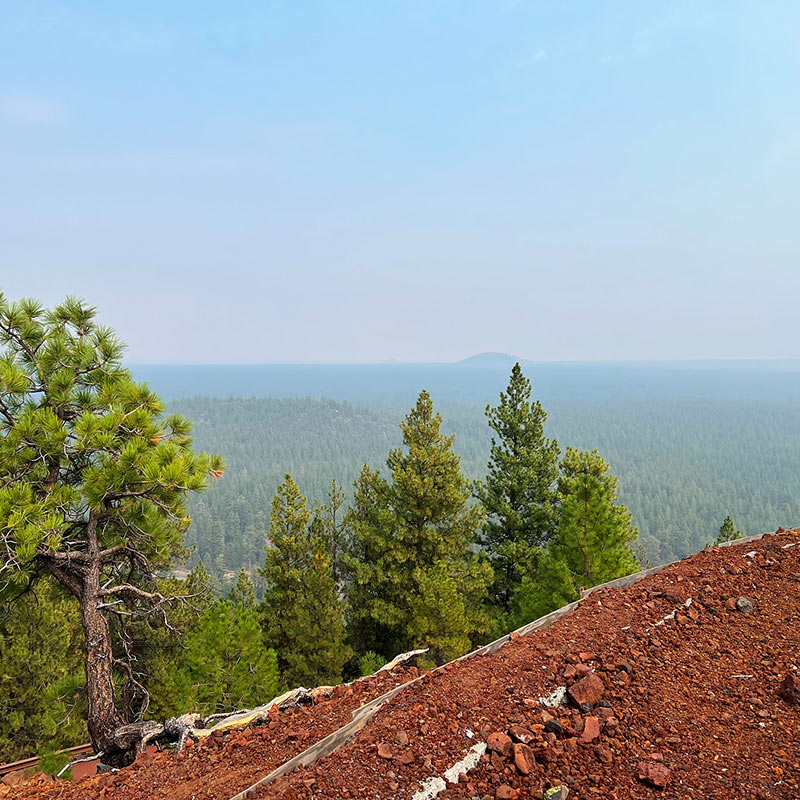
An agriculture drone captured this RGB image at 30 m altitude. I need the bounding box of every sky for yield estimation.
[1,1,799,364]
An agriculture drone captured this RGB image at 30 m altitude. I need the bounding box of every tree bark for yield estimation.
[80,563,130,765]
[46,513,134,767]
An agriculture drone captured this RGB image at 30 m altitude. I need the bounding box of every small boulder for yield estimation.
[736,597,754,614]
[513,742,535,775]
[544,719,563,736]
[581,716,601,743]
[543,786,570,800]
[567,672,604,708]
[778,673,800,705]
[638,760,671,788]
[487,732,514,757]
[508,724,535,744]
[377,743,393,759]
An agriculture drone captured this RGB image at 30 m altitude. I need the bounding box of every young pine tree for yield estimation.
[260,475,350,688]
[313,479,349,588]
[476,364,560,610]
[551,448,639,589]
[713,515,743,546]
[170,599,282,715]
[345,391,492,663]
[229,569,258,611]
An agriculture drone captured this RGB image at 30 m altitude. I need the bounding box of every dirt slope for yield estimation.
[9,528,800,800]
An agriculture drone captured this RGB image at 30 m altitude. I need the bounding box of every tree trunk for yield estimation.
[79,561,131,766]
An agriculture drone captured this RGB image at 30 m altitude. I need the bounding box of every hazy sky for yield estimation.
[1,1,799,363]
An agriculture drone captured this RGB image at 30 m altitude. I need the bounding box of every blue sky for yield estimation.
[1,1,798,363]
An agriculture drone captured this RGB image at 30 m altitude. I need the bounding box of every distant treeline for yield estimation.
[174,394,800,581]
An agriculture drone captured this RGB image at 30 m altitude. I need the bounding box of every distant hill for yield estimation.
[456,352,522,367]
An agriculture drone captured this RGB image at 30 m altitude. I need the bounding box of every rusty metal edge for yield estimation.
[224,529,778,799]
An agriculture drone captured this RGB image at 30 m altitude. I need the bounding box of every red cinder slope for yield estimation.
[8,528,800,800]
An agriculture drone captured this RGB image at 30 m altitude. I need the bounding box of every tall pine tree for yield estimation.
[551,448,639,589]
[260,475,350,688]
[476,363,560,609]
[345,391,491,663]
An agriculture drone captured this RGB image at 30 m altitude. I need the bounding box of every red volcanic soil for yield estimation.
[8,528,800,800]
[5,667,416,800]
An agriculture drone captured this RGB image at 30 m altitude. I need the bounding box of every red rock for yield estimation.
[394,750,415,766]
[567,672,605,707]
[496,784,519,799]
[395,730,409,745]
[508,724,535,744]
[778,673,800,704]
[594,744,613,764]
[487,732,513,757]
[638,760,671,787]
[725,597,737,610]
[512,742,535,774]
[377,743,393,759]
[581,716,601,742]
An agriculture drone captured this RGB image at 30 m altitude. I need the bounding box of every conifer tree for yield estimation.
[260,475,350,688]
[313,479,348,587]
[0,579,86,762]
[229,568,257,610]
[551,448,639,589]
[142,564,214,721]
[476,364,560,609]
[345,391,492,662]
[713,515,743,546]
[0,294,223,764]
[170,599,282,715]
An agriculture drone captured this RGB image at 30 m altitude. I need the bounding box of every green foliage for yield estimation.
[228,569,257,611]
[713,515,743,546]
[139,564,214,722]
[170,599,282,715]
[551,448,639,589]
[507,549,579,630]
[260,475,350,688]
[0,580,86,762]
[476,364,560,609]
[344,391,492,662]
[37,744,72,779]
[0,292,223,753]
[357,651,386,677]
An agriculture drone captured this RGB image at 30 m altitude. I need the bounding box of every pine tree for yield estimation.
[260,475,350,688]
[229,569,257,610]
[0,293,223,764]
[507,550,578,630]
[170,600,282,715]
[0,579,86,762]
[713,515,743,546]
[141,564,214,721]
[551,448,639,589]
[476,364,560,609]
[313,479,349,587]
[345,391,492,663]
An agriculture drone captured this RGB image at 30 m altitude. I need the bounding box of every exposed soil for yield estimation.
[7,667,417,800]
[9,529,800,800]
[259,529,800,800]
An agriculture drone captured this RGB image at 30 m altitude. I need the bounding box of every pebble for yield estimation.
[736,597,755,614]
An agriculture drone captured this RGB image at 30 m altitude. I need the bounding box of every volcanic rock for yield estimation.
[487,732,513,757]
[512,742,535,774]
[543,786,569,800]
[638,760,671,788]
[778,673,800,704]
[736,597,755,614]
[496,784,519,799]
[581,716,600,742]
[567,672,604,707]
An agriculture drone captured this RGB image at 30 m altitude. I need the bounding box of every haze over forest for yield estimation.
[120,358,800,584]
